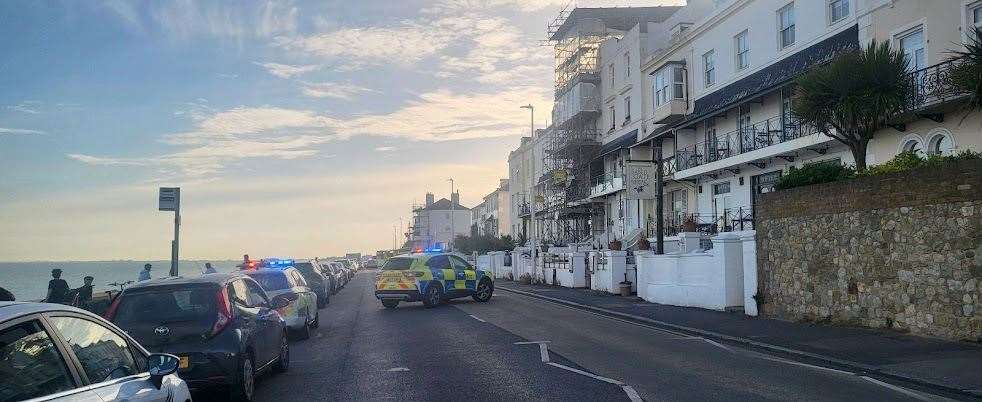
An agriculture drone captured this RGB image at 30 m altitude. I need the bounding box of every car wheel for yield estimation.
[230,353,255,401]
[273,334,290,374]
[381,299,399,309]
[472,279,493,302]
[422,282,444,308]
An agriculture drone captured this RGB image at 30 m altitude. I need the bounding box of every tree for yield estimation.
[947,27,982,115]
[792,40,914,171]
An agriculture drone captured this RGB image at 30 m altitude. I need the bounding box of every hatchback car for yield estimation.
[0,301,192,402]
[243,268,318,339]
[329,261,348,288]
[286,260,331,308]
[106,274,290,401]
[374,252,493,309]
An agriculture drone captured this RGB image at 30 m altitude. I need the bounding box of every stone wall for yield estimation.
[756,159,982,341]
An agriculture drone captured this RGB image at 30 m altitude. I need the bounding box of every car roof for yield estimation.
[126,272,246,290]
[243,267,293,275]
[0,301,102,322]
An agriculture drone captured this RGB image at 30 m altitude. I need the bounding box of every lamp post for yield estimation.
[447,177,455,252]
[520,104,536,274]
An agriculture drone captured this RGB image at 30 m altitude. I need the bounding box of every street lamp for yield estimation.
[447,177,455,252]
[519,104,537,273]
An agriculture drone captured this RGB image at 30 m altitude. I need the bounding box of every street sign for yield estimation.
[159,187,180,211]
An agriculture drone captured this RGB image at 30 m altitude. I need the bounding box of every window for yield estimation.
[829,0,849,24]
[713,182,731,195]
[246,271,290,290]
[654,66,685,107]
[49,316,138,384]
[289,270,307,287]
[778,3,795,49]
[703,50,716,87]
[901,138,923,154]
[624,97,632,121]
[0,321,75,401]
[654,70,667,106]
[735,31,750,70]
[426,255,451,270]
[899,28,925,72]
[449,255,473,270]
[244,279,269,307]
[974,4,982,28]
[927,131,955,155]
[608,105,616,130]
[673,67,685,99]
[670,189,687,218]
[624,52,631,77]
[114,288,216,325]
[382,257,414,270]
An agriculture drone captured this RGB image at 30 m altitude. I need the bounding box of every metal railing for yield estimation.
[676,115,818,171]
[904,57,968,112]
[543,254,571,272]
[645,207,755,238]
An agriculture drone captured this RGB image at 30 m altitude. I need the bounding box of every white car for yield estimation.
[0,302,192,402]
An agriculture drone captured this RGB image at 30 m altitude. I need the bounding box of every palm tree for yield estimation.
[947,27,982,114]
[792,40,914,171]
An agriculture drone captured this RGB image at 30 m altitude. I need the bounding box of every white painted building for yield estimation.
[474,179,511,237]
[406,191,472,251]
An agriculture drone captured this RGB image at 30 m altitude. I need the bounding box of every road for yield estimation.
[249,272,954,401]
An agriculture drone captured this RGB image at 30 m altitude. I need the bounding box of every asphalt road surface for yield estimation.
[248,272,956,402]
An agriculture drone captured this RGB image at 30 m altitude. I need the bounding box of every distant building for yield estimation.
[473,179,511,237]
[406,191,472,251]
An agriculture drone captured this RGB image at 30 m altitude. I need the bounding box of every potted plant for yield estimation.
[609,239,622,251]
[618,273,632,297]
[682,215,697,232]
[638,237,651,250]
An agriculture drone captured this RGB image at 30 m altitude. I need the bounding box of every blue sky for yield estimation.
[0,0,669,260]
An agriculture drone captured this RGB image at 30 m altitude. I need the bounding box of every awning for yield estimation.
[597,129,638,158]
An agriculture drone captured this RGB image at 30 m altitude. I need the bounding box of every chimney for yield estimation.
[425,192,434,207]
[451,191,460,206]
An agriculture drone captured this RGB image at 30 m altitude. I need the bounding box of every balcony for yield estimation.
[553,82,600,129]
[652,98,687,124]
[899,57,970,118]
[589,171,624,198]
[675,115,818,172]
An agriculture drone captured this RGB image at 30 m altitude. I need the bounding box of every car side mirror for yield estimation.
[147,353,180,389]
[269,296,290,309]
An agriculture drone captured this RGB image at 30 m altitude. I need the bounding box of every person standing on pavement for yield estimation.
[203,262,217,274]
[74,276,94,308]
[138,263,152,281]
[46,269,70,304]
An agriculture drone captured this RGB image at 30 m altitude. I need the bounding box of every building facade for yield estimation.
[473,179,511,237]
[406,191,472,251]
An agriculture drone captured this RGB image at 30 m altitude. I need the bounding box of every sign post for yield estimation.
[159,187,181,277]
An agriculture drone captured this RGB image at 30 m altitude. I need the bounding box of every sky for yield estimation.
[0,0,678,261]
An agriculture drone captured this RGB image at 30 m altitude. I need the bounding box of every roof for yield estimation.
[420,198,471,211]
[126,273,244,290]
[598,129,639,158]
[550,7,681,40]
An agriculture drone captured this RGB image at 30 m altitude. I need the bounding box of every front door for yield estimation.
[244,279,280,367]
[712,182,732,232]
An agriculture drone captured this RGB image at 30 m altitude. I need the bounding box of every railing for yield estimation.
[676,115,818,171]
[517,202,531,217]
[543,254,570,272]
[645,207,754,238]
[904,57,968,112]
[590,171,624,195]
[590,252,608,273]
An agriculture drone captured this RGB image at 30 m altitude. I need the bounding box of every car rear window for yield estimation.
[294,262,315,272]
[114,287,215,324]
[246,271,291,290]
[382,257,415,270]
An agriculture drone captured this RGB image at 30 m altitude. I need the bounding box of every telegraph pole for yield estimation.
[447,178,455,252]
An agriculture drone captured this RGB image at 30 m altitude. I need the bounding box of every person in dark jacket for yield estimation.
[46,269,70,304]
[74,276,94,307]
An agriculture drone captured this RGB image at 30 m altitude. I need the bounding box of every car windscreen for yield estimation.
[382,257,415,270]
[294,262,315,273]
[114,287,216,325]
[245,271,291,290]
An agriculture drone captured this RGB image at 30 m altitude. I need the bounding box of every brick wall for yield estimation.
[755,159,981,341]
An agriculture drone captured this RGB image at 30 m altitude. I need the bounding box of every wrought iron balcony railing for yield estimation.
[904,57,969,112]
[675,115,818,171]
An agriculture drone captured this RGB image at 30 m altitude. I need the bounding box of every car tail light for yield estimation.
[404,271,424,278]
[211,287,233,337]
[103,295,122,320]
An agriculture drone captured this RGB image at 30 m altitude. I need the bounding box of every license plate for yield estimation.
[179,356,189,369]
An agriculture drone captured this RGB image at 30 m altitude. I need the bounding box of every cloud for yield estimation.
[0,127,45,135]
[301,82,377,100]
[374,146,396,152]
[275,21,455,69]
[102,1,298,41]
[8,101,41,114]
[336,86,551,141]
[254,62,319,78]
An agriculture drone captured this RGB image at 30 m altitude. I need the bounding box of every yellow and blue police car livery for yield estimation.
[375,252,493,308]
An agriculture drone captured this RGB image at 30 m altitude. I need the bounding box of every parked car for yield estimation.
[364,259,379,269]
[0,301,192,402]
[339,259,356,280]
[290,260,331,308]
[329,261,348,287]
[244,267,318,339]
[318,262,340,294]
[105,273,290,401]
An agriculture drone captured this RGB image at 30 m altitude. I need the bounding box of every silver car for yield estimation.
[0,302,192,402]
[244,267,319,340]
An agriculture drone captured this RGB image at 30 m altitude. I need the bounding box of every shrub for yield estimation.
[775,163,856,190]
[518,273,533,285]
[861,149,982,176]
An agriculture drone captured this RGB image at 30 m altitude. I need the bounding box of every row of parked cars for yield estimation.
[0,258,361,402]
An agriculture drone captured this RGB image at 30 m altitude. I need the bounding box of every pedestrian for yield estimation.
[46,269,71,304]
[74,276,94,308]
[203,262,217,274]
[0,286,14,301]
[138,263,152,282]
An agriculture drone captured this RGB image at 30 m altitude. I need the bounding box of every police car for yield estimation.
[374,250,493,309]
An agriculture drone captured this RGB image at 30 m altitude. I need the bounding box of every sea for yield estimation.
[0,260,241,301]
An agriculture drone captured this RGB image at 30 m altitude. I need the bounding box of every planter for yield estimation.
[682,219,697,232]
[609,240,623,251]
[618,281,632,297]
[637,238,651,250]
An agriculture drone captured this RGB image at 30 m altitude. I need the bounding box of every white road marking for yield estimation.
[547,362,622,385]
[539,343,550,362]
[386,367,410,372]
[513,341,551,345]
[468,314,486,322]
[621,385,644,402]
[860,376,934,401]
[753,355,854,376]
[700,338,732,352]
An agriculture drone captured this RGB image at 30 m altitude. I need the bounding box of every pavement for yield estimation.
[497,280,982,399]
[240,272,966,401]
